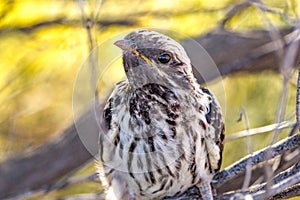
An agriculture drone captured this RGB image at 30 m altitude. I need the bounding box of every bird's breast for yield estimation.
[101,82,212,198]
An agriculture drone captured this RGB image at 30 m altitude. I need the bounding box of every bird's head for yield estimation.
[114,29,197,90]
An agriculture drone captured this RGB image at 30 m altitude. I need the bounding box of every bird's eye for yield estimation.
[158,53,171,64]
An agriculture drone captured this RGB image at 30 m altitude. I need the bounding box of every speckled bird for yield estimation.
[98,29,225,200]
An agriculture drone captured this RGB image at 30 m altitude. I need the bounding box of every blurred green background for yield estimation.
[0,0,298,199]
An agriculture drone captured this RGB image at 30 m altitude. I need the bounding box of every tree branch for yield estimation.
[213,134,300,192]
[193,27,300,83]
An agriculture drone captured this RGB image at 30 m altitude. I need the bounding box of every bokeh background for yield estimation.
[0,0,299,199]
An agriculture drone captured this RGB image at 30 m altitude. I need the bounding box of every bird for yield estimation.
[98,29,225,200]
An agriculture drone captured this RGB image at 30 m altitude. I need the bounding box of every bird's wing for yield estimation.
[201,87,225,172]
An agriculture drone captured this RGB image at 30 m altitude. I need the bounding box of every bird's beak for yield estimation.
[114,39,132,51]
[114,39,152,65]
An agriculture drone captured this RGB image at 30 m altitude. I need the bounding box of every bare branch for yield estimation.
[0,18,138,34]
[269,183,300,200]
[253,1,295,26]
[251,162,300,192]
[238,107,253,191]
[253,0,285,60]
[226,121,295,141]
[0,4,227,36]
[216,163,300,199]
[77,0,102,103]
[220,1,252,28]
[252,169,300,199]
[213,134,300,188]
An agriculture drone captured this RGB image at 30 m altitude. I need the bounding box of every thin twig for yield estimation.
[251,170,300,200]
[251,162,300,193]
[220,0,252,28]
[269,183,300,200]
[254,0,285,60]
[226,121,295,141]
[271,4,300,145]
[77,0,102,104]
[253,0,295,26]
[237,107,253,191]
[297,66,300,130]
[217,163,300,199]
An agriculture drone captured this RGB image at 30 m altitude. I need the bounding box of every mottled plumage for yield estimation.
[98,29,225,200]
